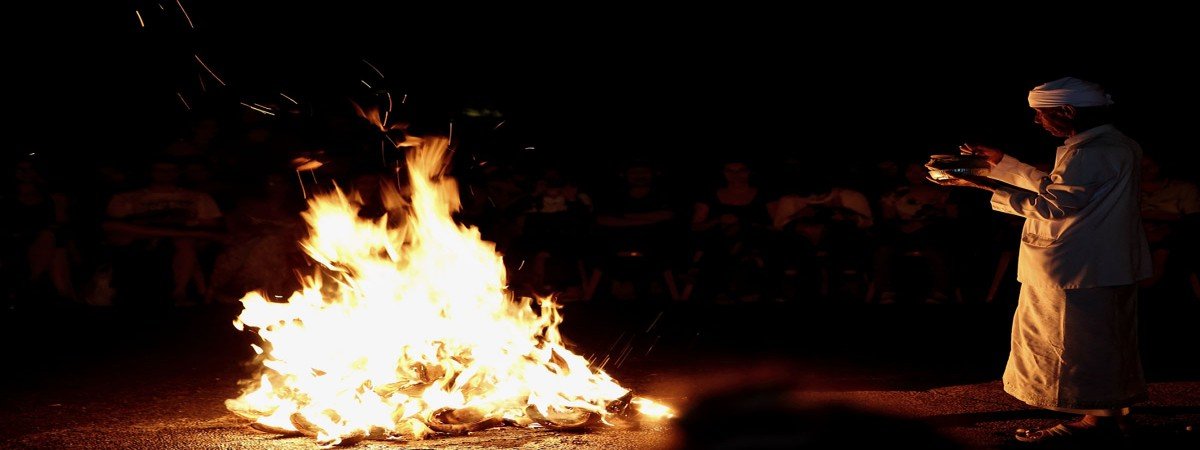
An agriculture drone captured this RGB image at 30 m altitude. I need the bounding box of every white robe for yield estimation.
[987,124,1151,409]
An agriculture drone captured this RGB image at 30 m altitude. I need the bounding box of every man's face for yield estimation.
[1033,107,1074,138]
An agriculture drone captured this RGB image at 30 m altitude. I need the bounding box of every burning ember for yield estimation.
[226,138,672,446]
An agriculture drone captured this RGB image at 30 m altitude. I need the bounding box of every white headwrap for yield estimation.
[1027,77,1113,108]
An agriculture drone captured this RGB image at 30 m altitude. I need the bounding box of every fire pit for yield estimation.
[226,137,671,447]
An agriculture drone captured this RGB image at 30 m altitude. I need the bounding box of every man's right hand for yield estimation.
[960,143,1004,165]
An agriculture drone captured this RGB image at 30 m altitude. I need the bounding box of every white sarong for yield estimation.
[1003,283,1147,410]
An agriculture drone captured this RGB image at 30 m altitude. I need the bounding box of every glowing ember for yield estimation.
[227,138,671,445]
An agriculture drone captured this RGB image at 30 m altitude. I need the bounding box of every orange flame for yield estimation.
[227,138,670,445]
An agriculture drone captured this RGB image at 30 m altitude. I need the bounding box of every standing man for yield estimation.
[931,77,1151,444]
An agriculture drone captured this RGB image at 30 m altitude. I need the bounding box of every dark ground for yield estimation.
[1,297,1197,449]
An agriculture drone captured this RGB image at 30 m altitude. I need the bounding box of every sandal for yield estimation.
[1014,423,1121,444]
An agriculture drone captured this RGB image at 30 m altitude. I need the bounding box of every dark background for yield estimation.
[7,2,1197,175]
[3,4,1199,448]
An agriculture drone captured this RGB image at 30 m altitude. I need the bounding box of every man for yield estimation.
[930,77,1151,444]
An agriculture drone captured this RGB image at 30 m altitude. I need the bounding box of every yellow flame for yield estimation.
[631,397,676,420]
[227,137,670,445]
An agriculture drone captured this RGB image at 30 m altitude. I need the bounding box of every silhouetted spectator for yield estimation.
[873,161,958,304]
[1139,153,1200,290]
[688,160,771,303]
[1,155,77,304]
[590,161,684,301]
[513,167,592,298]
[769,162,874,302]
[103,156,224,307]
[208,173,306,303]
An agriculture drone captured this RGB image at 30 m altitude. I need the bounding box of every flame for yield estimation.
[227,138,670,445]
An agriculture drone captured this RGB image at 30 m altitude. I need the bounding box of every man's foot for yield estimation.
[1014,420,1124,444]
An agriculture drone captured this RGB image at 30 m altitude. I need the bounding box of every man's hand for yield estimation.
[959,143,1004,165]
[926,175,995,192]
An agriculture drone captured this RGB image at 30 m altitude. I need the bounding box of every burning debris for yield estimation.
[226,137,671,446]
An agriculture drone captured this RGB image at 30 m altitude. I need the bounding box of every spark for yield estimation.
[176,92,191,110]
[360,80,372,89]
[383,91,393,127]
[135,10,145,28]
[279,92,299,105]
[362,59,384,78]
[158,3,165,11]
[251,102,276,113]
[448,121,454,147]
[401,93,408,104]
[309,170,318,185]
[295,171,307,199]
[517,260,525,271]
[493,120,506,130]
[239,102,275,116]
[606,333,626,355]
[175,0,194,29]
[193,54,226,86]
[615,342,636,368]
[646,310,664,333]
[198,74,206,92]
[644,335,661,357]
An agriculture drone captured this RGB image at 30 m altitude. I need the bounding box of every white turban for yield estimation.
[1027,77,1113,108]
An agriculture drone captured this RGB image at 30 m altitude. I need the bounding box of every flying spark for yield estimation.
[175,0,194,29]
[240,102,275,116]
[362,59,384,78]
[294,171,307,199]
[383,91,393,126]
[194,54,226,86]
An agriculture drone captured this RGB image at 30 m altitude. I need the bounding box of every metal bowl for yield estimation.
[926,154,990,180]
[928,167,990,180]
[926,154,990,169]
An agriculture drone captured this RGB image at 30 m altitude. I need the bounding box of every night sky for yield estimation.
[9,3,1197,174]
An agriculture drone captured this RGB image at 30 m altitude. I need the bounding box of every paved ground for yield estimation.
[2,300,1197,449]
